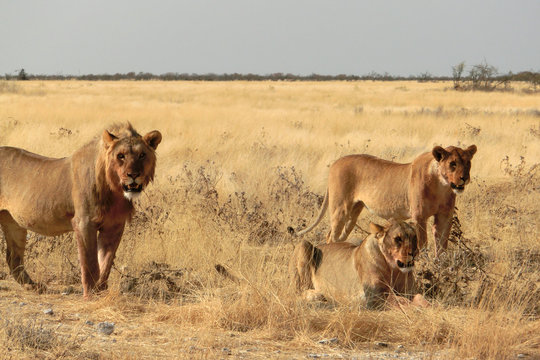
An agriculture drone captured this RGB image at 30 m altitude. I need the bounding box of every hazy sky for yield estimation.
[1,1,539,76]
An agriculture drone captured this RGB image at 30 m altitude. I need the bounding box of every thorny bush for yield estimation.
[415,209,488,306]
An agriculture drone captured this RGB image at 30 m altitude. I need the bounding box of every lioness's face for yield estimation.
[373,221,418,273]
[104,129,162,200]
[432,145,477,194]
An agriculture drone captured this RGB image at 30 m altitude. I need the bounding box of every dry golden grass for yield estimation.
[0,80,539,359]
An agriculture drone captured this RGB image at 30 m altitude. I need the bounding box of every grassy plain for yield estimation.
[0,80,539,359]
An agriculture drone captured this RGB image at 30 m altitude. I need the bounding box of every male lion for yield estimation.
[290,145,477,256]
[0,123,162,297]
[290,220,428,309]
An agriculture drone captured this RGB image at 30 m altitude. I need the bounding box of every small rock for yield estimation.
[19,302,26,307]
[517,354,528,359]
[97,321,115,335]
[43,308,54,315]
[221,347,231,355]
[85,320,94,326]
[376,342,388,347]
[318,337,338,345]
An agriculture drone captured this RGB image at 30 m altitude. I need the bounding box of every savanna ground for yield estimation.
[0,80,539,359]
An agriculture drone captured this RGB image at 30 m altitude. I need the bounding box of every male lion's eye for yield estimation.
[450,161,456,170]
[117,153,125,160]
[139,152,146,159]
[394,236,402,244]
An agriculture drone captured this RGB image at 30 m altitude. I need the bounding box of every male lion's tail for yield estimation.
[289,240,322,292]
[287,189,329,237]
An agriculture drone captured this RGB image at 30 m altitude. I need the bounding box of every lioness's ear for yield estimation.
[369,222,385,238]
[466,144,477,158]
[406,220,418,230]
[102,130,118,148]
[432,146,448,162]
[143,130,162,150]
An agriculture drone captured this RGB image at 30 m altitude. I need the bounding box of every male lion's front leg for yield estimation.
[72,217,99,298]
[95,223,125,292]
[432,212,453,257]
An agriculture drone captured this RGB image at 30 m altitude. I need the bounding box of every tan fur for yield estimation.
[293,145,477,256]
[290,220,428,309]
[0,123,162,297]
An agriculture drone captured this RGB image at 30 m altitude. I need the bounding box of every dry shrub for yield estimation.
[415,210,488,305]
[128,161,321,249]
[119,261,204,302]
[1,318,59,354]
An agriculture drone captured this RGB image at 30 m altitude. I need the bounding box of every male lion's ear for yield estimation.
[102,130,118,148]
[432,146,448,162]
[466,144,477,158]
[369,222,385,238]
[143,130,162,150]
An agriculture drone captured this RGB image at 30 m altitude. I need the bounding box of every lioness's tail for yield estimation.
[287,188,329,237]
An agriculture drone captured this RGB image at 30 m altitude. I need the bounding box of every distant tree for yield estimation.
[451,60,515,92]
[418,72,433,82]
[452,62,465,89]
[18,68,28,80]
[469,61,498,90]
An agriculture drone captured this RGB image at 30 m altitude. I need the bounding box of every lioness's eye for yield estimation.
[394,236,402,244]
[117,153,125,160]
[139,152,146,159]
[450,161,456,170]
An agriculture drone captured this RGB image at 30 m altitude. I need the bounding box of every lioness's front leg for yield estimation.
[72,216,99,298]
[413,218,428,252]
[386,293,430,309]
[432,212,453,257]
[95,223,125,291]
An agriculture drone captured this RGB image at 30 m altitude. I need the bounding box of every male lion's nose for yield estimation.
[127,173,140,179]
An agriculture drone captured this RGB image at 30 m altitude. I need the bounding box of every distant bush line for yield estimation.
[5,70,447,82]
[5,64,539,92]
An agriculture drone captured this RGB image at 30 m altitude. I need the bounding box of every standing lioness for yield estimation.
[0,123,161,297]
[290,145,477,256]
[290,220,428,309]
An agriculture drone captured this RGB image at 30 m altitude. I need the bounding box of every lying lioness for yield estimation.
[290,220,428,309]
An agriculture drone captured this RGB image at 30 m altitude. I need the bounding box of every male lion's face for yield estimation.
[103,129,162,200]
[432,145,477,195]
[372,220,418,273]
